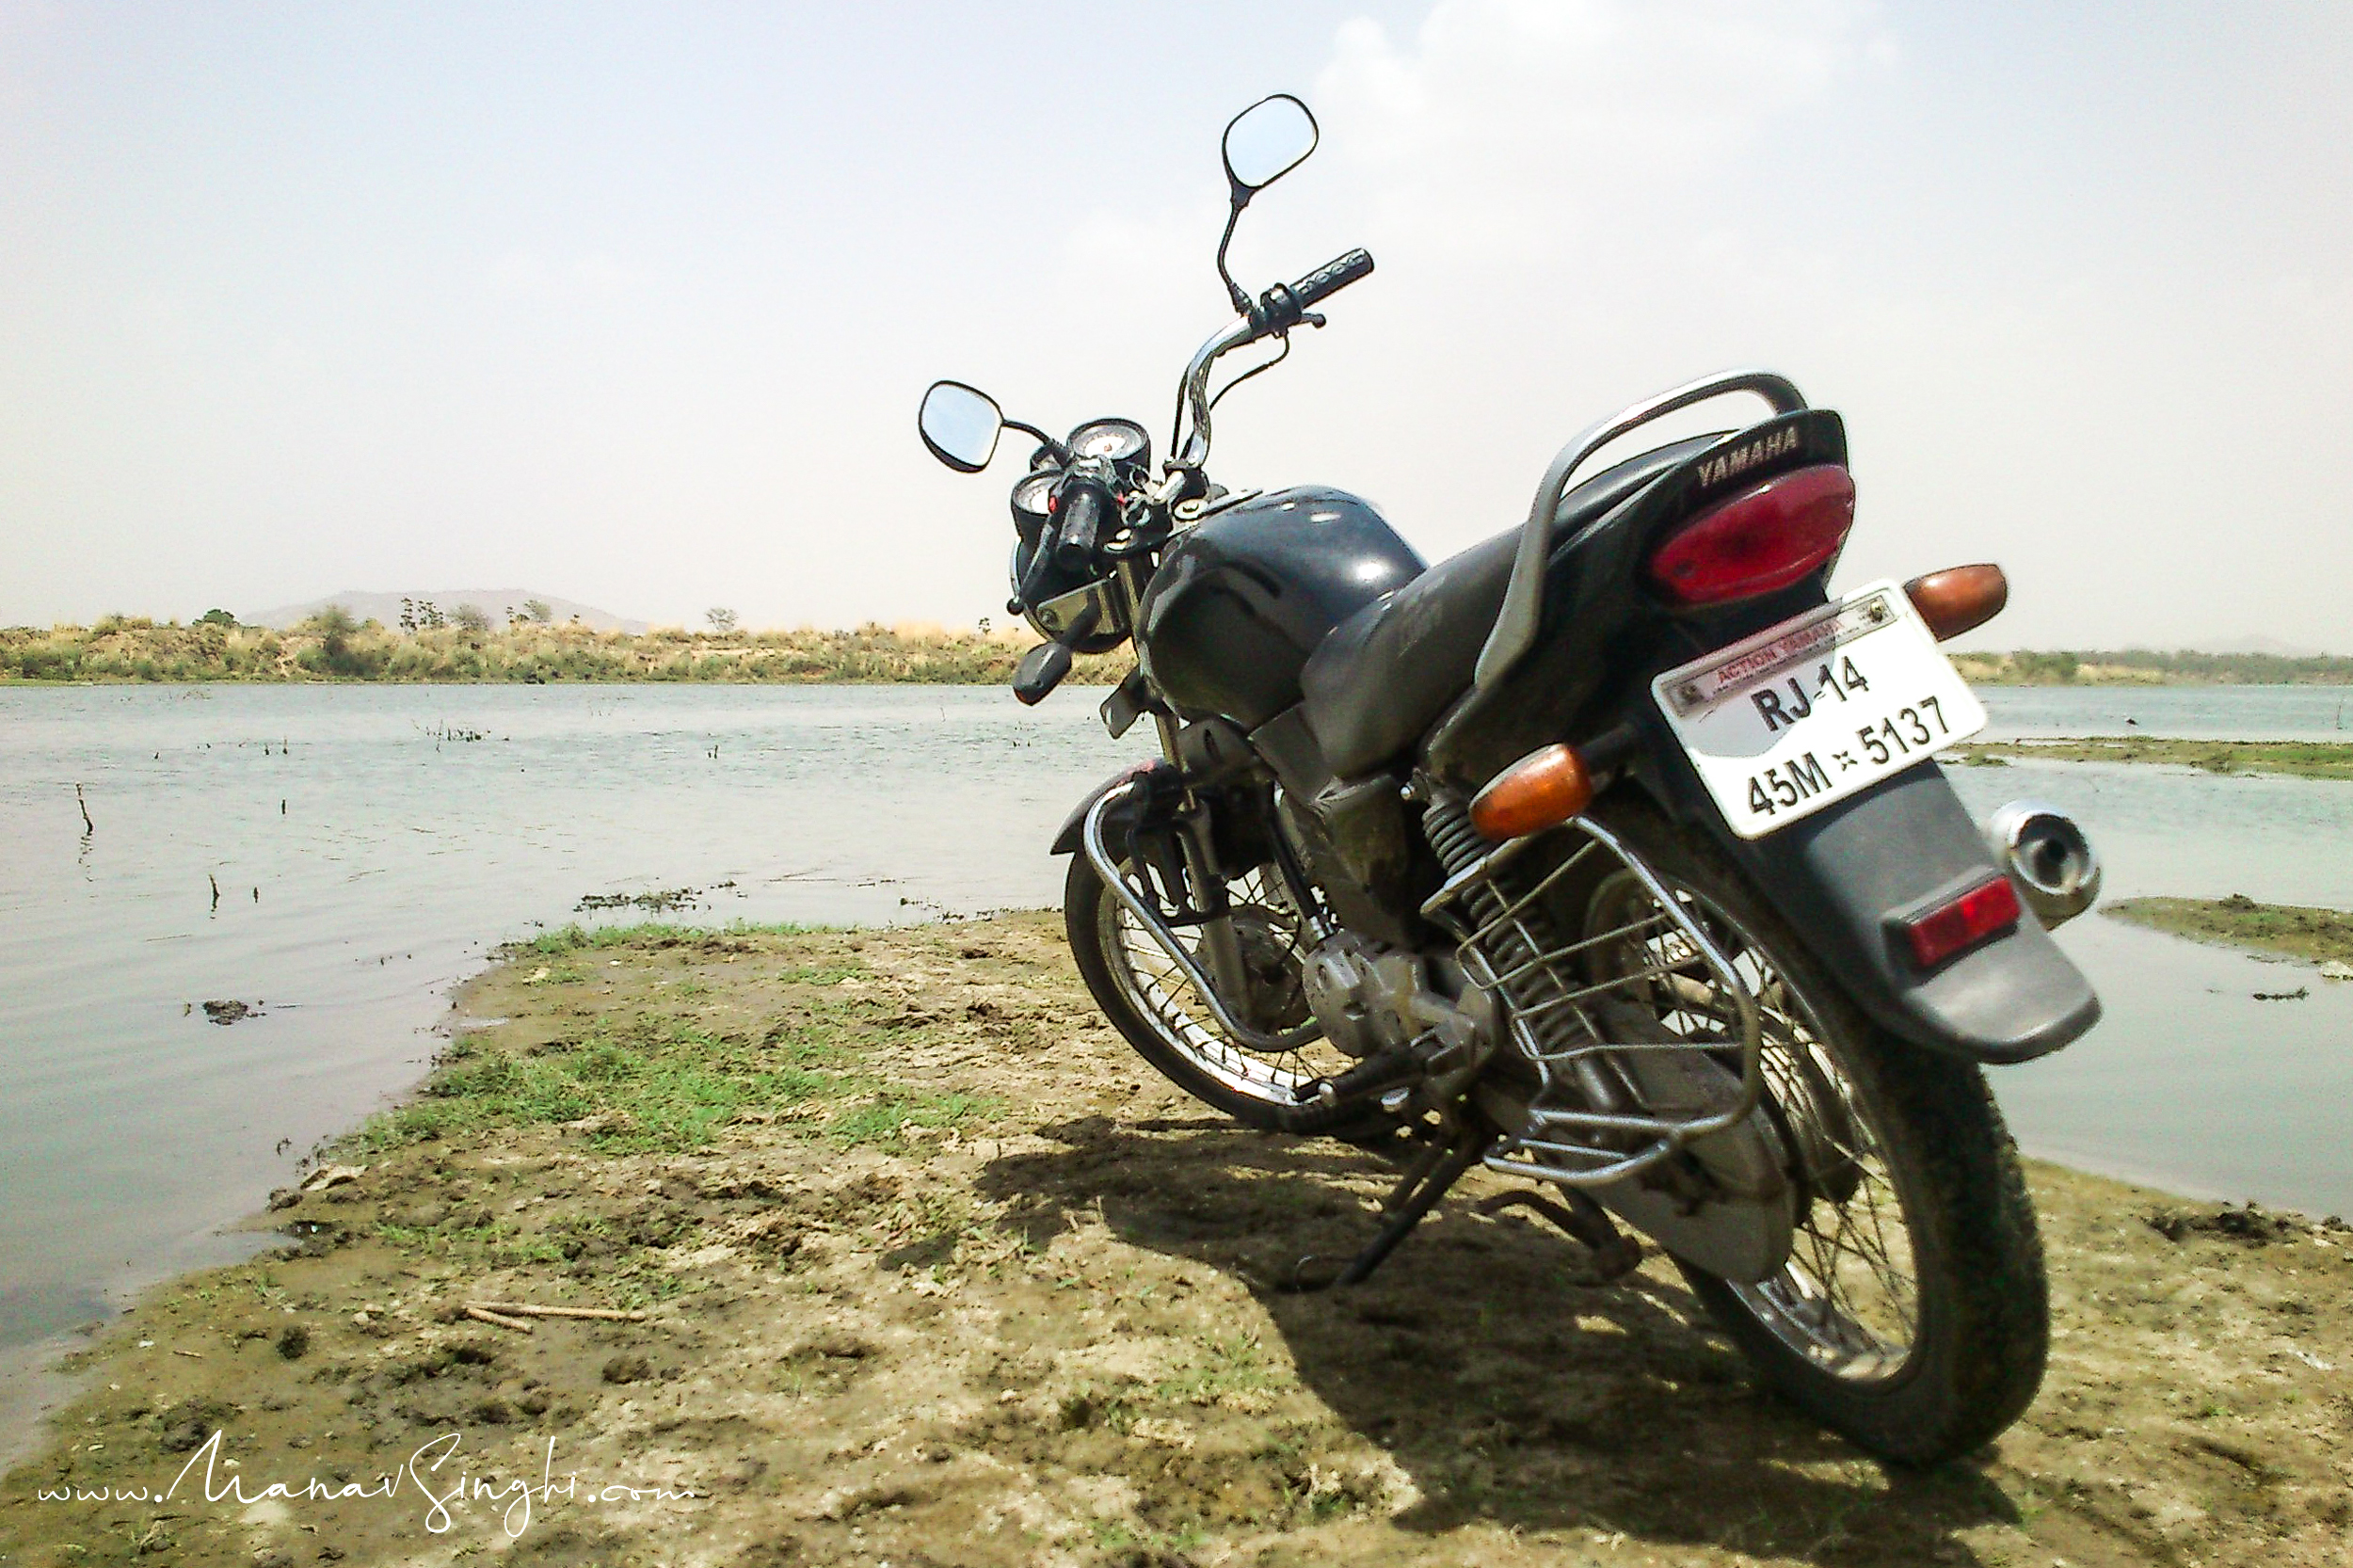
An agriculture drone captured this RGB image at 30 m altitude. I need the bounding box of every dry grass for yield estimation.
[0,616,1126,685]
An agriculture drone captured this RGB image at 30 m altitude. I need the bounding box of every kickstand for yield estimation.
[1290,1125,1497,1291]
[1475,1189,1644,1284]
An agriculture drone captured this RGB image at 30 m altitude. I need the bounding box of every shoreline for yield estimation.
[1,621,1128,686]
[2104,894,2353,972]
[7,619,2352,688]
[6,915,2351,1566]
[1955,736,2353,781]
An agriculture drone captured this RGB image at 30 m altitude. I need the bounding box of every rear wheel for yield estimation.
[1582,806,2049,1464]
[1064,851,1385,1137]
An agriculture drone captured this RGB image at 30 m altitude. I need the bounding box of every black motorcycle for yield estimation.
[916,93,2104,1465]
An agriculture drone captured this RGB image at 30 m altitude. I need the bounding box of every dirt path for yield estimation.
[4,916,2348,1567]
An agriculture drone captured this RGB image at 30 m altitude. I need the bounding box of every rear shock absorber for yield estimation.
[1420,788,1625,1113]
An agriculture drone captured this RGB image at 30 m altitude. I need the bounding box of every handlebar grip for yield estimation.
[1291,248,1374,309]
[1055,483,1108,568]
[1016,517,1064,608]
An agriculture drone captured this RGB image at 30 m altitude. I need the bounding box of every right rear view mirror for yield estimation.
[1222,94,1318,196]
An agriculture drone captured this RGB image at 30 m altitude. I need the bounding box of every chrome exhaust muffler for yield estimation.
[1985,800,2102,928]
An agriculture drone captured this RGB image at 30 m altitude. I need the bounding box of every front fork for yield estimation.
[1115,555,1257,1013]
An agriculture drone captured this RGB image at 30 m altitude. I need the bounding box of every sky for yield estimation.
[3,1,2349,650]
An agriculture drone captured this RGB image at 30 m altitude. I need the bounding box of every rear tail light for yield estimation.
[1648,464,1856,606]
[1901,875,2022,969]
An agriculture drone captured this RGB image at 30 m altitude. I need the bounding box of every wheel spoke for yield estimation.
[1097,859,1349,1104]
[1583,866,1924,1384]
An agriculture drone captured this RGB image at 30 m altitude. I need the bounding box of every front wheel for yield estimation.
[1064,850,1385,1138]
[1584,806,2050,1465]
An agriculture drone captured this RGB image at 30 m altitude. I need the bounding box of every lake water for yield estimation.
[3,681,2350,1448]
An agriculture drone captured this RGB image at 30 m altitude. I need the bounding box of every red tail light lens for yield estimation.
[1902,875,2022,969]
[1648,464,1856,606]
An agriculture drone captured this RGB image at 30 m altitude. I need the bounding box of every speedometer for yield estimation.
[1010,469,1058,521]
[1067,418,1149,465]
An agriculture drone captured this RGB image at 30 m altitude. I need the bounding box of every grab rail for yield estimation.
[1472,369,1806,692]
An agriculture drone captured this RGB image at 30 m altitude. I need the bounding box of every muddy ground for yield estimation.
[2104,895,2353,973]
[3,915,2349,1568]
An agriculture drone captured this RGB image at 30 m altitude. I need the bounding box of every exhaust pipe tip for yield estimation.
[1985,799,2101,928]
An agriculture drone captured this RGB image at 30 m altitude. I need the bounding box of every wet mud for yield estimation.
[4,915,2347,1566]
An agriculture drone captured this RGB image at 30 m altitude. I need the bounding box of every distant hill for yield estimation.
[248,590,647,634]
[2185,635,2329,659]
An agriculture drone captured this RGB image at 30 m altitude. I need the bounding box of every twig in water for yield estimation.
[462,1306,536,1333]
[209,873,220,912]
[76,784,94,837]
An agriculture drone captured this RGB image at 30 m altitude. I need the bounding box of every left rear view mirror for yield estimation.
[919,380,1004,472]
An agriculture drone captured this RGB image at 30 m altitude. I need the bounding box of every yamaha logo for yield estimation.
[1694,425,1801,491]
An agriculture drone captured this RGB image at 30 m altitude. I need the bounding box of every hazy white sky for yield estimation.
[4,2,2348,648]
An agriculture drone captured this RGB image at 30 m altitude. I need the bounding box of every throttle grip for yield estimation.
[1292,248,1373,308]
[1251,248,1375,336]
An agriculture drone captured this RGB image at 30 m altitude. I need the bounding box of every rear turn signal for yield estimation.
[1470,744,1593,841]
[1902,875,2022,969]
[1648,464,1856,606]
[1904,564,2009,642]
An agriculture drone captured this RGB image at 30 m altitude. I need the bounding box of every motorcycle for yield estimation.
[916,93,2105,1465]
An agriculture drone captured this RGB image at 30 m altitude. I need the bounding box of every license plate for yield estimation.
[1651,582,1986,840]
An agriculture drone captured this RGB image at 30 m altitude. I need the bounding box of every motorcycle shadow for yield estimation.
[975,1112,2021,1562]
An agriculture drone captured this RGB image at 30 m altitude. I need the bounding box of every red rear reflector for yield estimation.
[1649,463,1856,606]
[1903,875,2022,969]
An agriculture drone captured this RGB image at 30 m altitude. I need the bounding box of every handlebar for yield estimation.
[1173,246,1376,472]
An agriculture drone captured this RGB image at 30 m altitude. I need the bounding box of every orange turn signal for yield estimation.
[1904,564,2009,642]
[1469,744,1594,841]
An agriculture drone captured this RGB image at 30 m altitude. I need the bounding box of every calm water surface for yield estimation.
[2,682,2348,1430]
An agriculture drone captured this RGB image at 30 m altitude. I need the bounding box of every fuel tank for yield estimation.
[1137,487,1424,730]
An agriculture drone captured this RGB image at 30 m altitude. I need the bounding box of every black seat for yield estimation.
[1299,437,1714,778]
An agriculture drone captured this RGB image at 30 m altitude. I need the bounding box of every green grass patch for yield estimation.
[825,1092,995,1146]
[1953,736,2353,780]
[518,919,842,955]
[1153,1332,1285,1407]
[776,962,864,984]
[338,977,998,1159]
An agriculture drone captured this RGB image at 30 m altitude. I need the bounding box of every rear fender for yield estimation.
[1637,728,2099,1064]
